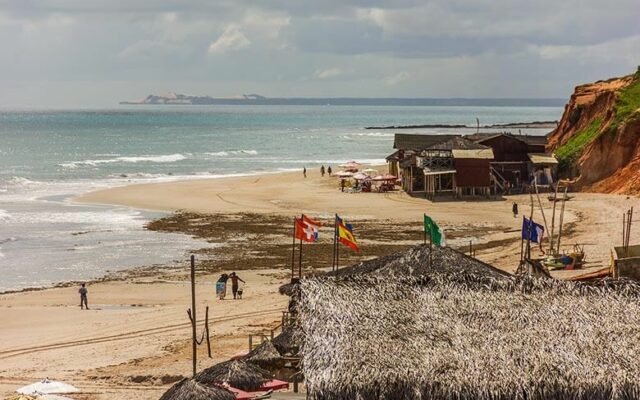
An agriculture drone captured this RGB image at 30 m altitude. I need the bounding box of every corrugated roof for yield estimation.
[452,148,495,159]
[429,136,491,151]
[393,134,460,150]
[528,153,558,164]
[465,133,548,146]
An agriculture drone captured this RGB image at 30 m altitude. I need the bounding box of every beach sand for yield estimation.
[1,168,638,399]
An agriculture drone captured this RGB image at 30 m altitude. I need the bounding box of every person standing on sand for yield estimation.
[303,167,307,178]
[229,272,245,300]
[327,166,332,176]
[79,283,89,310]
[512,202,518,218]
[320,165,325,177]
[216,273,229,300]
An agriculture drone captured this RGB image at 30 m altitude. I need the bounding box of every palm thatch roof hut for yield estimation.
[298,274,640,400]
[194,360,272,391]
[159,378,235,400]
[271,325,301,356]
[328,244,510,281]
[245,340,285,369]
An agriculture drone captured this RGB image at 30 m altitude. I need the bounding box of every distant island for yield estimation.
[120,93,565,107]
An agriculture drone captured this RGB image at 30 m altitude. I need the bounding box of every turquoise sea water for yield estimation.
[0,104,562,291]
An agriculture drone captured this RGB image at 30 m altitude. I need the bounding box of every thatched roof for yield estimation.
[245,340,285,368]
[159,378,235,400]
[328,245,510,282]
[271,325,301,356]
[194,360,272,391]
[298,275,640,400]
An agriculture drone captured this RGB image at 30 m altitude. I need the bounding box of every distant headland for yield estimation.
[120,93,565,107]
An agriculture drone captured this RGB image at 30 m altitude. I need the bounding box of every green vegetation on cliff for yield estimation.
[555,118,603,170]
[612,75,640,129]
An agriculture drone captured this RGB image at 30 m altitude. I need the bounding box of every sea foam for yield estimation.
[59,153,187,168]
[206,150,258,157]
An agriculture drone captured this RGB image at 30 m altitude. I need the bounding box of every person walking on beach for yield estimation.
[79,283,89,310]
[512,202,519,218]
[303,167,307,178]
[320,165,325,177]
[327,166,332,176]
[229,272,245,300]
[216,273,229,300]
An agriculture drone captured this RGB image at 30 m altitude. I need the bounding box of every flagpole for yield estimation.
[556,187,568,255]
[291,217,296,280]
[423,214,427,245]
[335,215,340,272]
[332,215,337,271]
[526,190,534,259]
[429,227,433,268]
[299,214,304,278]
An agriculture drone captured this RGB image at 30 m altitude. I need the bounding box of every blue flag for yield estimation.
[522,217,544,243]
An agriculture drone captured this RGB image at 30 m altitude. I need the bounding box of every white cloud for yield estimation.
[384,71,410,85]
[208,25,250,53]
[314,67,342,79]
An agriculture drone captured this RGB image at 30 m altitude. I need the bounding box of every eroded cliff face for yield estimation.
[548,71,640,195]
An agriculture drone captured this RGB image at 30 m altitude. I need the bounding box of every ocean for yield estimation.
[0,104,562,291]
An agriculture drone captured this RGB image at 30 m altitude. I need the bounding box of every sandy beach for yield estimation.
[2,168,639,399]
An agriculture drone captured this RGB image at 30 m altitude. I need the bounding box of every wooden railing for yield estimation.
[248,311,296,351]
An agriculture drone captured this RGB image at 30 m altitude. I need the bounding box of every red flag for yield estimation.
[295,217,319,242]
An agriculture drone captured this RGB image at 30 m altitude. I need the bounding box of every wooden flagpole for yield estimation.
[298,214,304,278]
[423,214,427,245]
[291,217,296,279]
[332,215,337,271]
[335,215,340,271]
[525,190,534,259]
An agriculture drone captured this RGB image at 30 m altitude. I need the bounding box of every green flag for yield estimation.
[424,214,445,246]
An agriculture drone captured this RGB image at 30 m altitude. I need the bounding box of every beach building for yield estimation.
[297,259,640,400]
[465,132,557,188]
[387,135,495,199]
[387,133,558,196]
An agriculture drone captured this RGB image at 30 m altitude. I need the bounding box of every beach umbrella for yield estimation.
[372,174,397,181]
[361,168,379,176]
[336,171,353,178]
[160,378,235,400]
[194,360,273,392]
[17,380,79,396]
[352,173,370,181]
[244,340,285,369]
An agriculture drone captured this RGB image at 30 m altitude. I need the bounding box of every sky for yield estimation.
[0,0,639,107]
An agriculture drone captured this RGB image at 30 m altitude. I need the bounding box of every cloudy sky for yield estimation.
[1,0,638,106]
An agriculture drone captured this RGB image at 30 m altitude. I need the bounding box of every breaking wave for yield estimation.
[205,150,259,157]
[59,154,187,168]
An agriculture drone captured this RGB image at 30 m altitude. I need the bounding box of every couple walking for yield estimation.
[216,272,245,300]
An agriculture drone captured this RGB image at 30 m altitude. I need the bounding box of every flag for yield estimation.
[424,214,446,246]
[295,216,320,242]
[522,217,544,244]
[336,215,360,252]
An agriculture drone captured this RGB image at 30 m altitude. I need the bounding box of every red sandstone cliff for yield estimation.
[548,70,640,195]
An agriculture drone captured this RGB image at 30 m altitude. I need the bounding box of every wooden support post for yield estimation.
[549,183,560,254]
[556,187,568,255]
[190,255,197,377]
[205,306,212,358]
